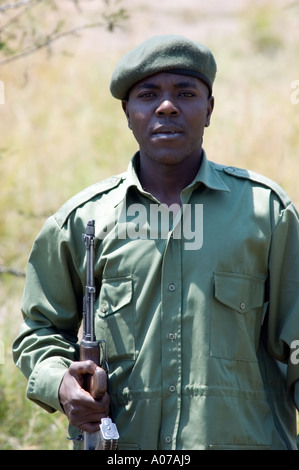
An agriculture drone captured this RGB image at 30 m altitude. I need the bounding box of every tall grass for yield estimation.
[0,0,298,449]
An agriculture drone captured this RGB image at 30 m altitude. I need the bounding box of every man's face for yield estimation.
[122,72,214,166]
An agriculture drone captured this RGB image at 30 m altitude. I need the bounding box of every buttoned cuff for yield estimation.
[26,357,71,414]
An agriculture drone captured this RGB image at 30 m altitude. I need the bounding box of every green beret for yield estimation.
[110,34,217,100]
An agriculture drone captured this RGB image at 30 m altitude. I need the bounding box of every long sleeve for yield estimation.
[13,215,83,413]
[267,201,299,392]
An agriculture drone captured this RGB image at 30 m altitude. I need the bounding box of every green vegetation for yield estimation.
[0,0,298,450]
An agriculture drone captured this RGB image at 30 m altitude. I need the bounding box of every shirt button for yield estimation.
[168,283,176,292]
[165,436,171,444]
[240,302,246,310]
[169,384,176,393]
[168,333,175,341]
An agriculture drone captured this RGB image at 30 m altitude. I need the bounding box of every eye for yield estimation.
[138,92,156,99]
[179,91,196,98]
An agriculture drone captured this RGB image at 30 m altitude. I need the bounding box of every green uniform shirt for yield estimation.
[13,151,299,450]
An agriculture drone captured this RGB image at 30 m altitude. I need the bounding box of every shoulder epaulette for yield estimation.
[220,165,292,208]
[54,173,125,227]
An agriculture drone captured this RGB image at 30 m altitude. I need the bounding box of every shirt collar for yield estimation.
[125,151,230,195]
[188,150,230,192]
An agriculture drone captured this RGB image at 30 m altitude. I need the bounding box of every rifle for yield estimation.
[80,219,119,450]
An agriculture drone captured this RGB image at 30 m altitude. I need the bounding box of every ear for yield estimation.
[122,100,132,129]
[205,96,215,128]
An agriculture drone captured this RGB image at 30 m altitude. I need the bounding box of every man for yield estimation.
[13,35,299,450]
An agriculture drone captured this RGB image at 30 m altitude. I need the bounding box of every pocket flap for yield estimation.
[214,271,265,313]
[99,276,133,316]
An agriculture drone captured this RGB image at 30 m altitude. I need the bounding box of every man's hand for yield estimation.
[59,360,110,433]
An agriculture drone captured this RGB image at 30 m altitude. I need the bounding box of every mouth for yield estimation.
[151,126,183,138]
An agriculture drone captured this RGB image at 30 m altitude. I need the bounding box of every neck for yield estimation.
[137,151,203,206]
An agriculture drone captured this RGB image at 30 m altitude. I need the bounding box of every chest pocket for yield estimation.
[210,271,266,361]
[95,276,135,362]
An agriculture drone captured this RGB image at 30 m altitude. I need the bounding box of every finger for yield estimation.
[71,393,111,432]
[73,387,110,411]
[81,419,103,433]
[69,360,98,377]
[89,367,107,399]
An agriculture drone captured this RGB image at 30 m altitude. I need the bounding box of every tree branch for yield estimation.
[0,0,35,33]
[0,20,107,66]
[0,0,128,66]
[0,0,32,13]
[0,265,26,277]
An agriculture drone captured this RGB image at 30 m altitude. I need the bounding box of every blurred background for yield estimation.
[0,0,298,449]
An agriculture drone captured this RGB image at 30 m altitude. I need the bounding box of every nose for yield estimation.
[156,99,179,116]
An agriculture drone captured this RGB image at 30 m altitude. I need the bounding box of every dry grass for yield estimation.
[0,0,298,449]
